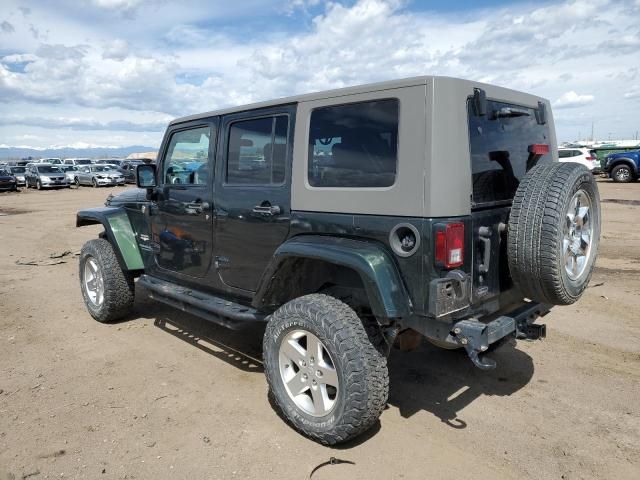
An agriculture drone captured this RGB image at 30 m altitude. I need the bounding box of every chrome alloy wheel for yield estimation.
[563,189,594,280]
[615,166,631,181]
[83,256,105,306]
[278,329,339,417]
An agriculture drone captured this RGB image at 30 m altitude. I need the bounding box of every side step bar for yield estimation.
[138,275,267,329]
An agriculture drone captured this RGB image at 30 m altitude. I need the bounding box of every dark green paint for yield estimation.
[77,207,144,271]
[255,235,410,318]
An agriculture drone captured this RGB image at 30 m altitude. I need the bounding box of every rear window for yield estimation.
[308,99,398,188]
[468,99,551,206]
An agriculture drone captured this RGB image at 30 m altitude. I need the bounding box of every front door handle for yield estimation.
[185,201,210,215]
[252,204,281,216]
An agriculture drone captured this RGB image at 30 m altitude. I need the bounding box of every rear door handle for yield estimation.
[252,204,281,216]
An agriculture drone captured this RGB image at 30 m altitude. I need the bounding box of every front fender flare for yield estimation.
[254,235,411,319]
[76,207,144,271]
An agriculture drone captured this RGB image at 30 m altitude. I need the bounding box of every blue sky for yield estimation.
[1,0,639,148]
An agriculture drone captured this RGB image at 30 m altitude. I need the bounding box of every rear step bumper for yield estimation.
[138,275,266,329]
[448,302,550,370]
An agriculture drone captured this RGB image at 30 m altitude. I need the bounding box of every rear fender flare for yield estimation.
[76,207,144,271]
[253,235,411,319]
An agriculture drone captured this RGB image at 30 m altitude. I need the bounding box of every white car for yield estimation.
[558,147,600,173]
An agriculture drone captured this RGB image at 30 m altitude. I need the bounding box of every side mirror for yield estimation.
[136,164,157,189]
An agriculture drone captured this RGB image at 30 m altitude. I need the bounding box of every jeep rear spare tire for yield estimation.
[508,162,600,305]
[263,294,388,445]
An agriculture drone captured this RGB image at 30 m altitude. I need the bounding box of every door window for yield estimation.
[226,116,288,185]
[163,126,211,186]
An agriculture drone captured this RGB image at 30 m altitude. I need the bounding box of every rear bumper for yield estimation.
[448,302,550,369]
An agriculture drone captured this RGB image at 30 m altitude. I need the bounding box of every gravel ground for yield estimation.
[0,179,639,480]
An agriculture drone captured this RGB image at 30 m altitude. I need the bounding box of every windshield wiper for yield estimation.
[491,107,530,119]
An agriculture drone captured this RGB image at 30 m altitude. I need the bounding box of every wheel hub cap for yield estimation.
[563,189,593,280]
[278,330,339,417]
[83,257,104,306]
[616,168,630,180]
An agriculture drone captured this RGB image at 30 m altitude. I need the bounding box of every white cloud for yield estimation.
[1,20,15,33]
[553,91,595,109]
[1,0,640,148]
[102,39,129,60]
[624,86,640,99]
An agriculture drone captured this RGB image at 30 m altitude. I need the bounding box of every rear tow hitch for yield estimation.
[448,319,501,370]
[448,304,550,370]
[518,322,546,340]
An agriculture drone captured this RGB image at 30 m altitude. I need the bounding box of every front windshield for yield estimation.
[0,169,10,176]
[76,159,93,165]
[37,165,63,174]
[11,167,26,173]
[62,166,76,172]
[93,166,110,172]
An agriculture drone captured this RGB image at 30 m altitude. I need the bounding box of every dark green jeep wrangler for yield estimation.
[77,76,601,445]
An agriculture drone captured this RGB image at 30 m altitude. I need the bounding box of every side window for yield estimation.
[308,99,399,188]
[558,150,570,158]
[163,126,211,186]
[226,116,288,185]
[572,150,582,157]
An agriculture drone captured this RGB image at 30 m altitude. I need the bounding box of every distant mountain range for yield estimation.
[0,145,157,159]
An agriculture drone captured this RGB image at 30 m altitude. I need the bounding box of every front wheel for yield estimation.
[611,164,634,183]
[36,180,42,190]
[92,178,98,188]
[79,238,135,322]
[263,294,388,445]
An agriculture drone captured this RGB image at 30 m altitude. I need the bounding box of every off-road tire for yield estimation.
[263,294,388,445]
[611,164,634,183]
[508,162,600,305]
[79,238,135,323]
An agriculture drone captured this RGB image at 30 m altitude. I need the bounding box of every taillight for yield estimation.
[585,156,595,161]
[435,222,464,269]
[528,144,549,155]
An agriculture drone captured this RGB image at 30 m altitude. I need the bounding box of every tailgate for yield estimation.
[467,97,553,302]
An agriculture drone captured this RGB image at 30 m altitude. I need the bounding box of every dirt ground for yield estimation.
[0,179,638,480]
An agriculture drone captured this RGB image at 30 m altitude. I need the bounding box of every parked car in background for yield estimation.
[63,158,93,166]
[558,147,600,173]
[96,159,123,168]
[9,166,27,186]
[604,149,640,183]
[61,165,80,184]
[74,165,126,187]
[0,168,18,191]
[40,157,63,165]
[25,164,70,189]
[118,160,145,183]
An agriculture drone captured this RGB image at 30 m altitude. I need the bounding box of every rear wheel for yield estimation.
[611,164,634,183]
[263,294,388,445]
[508,162,600,305]
[79,238,135,322]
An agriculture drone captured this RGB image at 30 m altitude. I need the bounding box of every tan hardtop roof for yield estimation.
[170,75,436,126]
[170,75,549,126]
